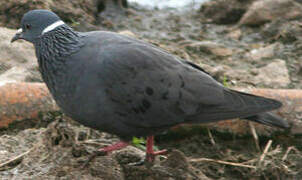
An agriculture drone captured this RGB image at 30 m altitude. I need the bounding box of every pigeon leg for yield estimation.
[146,136,168,162]
[99,141,129,154]
[82,141,129,168]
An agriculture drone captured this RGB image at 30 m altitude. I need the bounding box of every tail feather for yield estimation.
[187,89,288,129]
[225,89,282,113]
[245,112,289,129]
[227,90,289,128]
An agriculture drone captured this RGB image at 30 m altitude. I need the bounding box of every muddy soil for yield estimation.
[1,1,302,179]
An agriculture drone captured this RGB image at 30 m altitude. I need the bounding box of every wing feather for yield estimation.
[96,33,282,128]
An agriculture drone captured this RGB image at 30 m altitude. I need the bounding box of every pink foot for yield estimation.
[82,141,129,168]
[146,136,168,162]
[98,141,129,154]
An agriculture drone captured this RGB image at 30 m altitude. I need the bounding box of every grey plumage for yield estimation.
[12,10,289,142]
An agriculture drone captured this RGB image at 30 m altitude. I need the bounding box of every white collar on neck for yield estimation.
[42,20,65,35]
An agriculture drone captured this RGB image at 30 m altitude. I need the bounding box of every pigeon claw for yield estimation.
[145,136,168,163]
[146,149,168,162]
[81,141,129,168]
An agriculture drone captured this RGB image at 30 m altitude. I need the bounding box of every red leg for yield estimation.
[82,141,129,168]
[99,141,129,154]
[146,136,167,162]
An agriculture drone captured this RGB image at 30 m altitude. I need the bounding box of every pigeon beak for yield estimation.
[11,28,24,43]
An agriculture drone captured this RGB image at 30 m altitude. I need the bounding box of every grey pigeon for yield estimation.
[12,10,289,162]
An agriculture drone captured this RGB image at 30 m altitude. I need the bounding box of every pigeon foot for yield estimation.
[145,136,168,162]
[81,141,129,168]
[99,141,129,153]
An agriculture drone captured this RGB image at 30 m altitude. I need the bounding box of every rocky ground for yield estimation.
[0,0,302,179]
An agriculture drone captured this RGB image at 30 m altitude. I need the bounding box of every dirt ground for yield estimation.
[1,1,302,179]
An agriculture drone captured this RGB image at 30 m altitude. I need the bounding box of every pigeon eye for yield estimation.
[25,24,31,30]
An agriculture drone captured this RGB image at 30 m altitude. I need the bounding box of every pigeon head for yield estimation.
[11,9,64,43]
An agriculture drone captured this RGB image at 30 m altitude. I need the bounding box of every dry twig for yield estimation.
[242,145,282,165]
[249,122,260,151]
[207,128,216,146]
[258,140,272,166]
[282,146,301,161]
[0,148,33,169]
[189,157,256,169]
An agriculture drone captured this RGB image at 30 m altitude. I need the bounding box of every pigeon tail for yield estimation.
[186,89,286,128]
[224,89,289,128]
[245,112,290,129]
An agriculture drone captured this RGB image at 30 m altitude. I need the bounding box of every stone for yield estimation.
[185,41,233,57]
[0,0,96,30]
[199,0,255,24]
[239,0,302,26]
[253,59,290,87]
[118,30,136,37]
[0,0,49,29]
[261,20,302,43]
[227,29,242,40]
[0,27,40,83]
[247,43,283,61]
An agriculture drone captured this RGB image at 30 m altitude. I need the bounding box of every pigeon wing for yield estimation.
[92,33,281,128]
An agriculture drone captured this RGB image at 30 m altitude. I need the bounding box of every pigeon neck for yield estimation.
[34,25,84,60]
[34,25,84,99]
